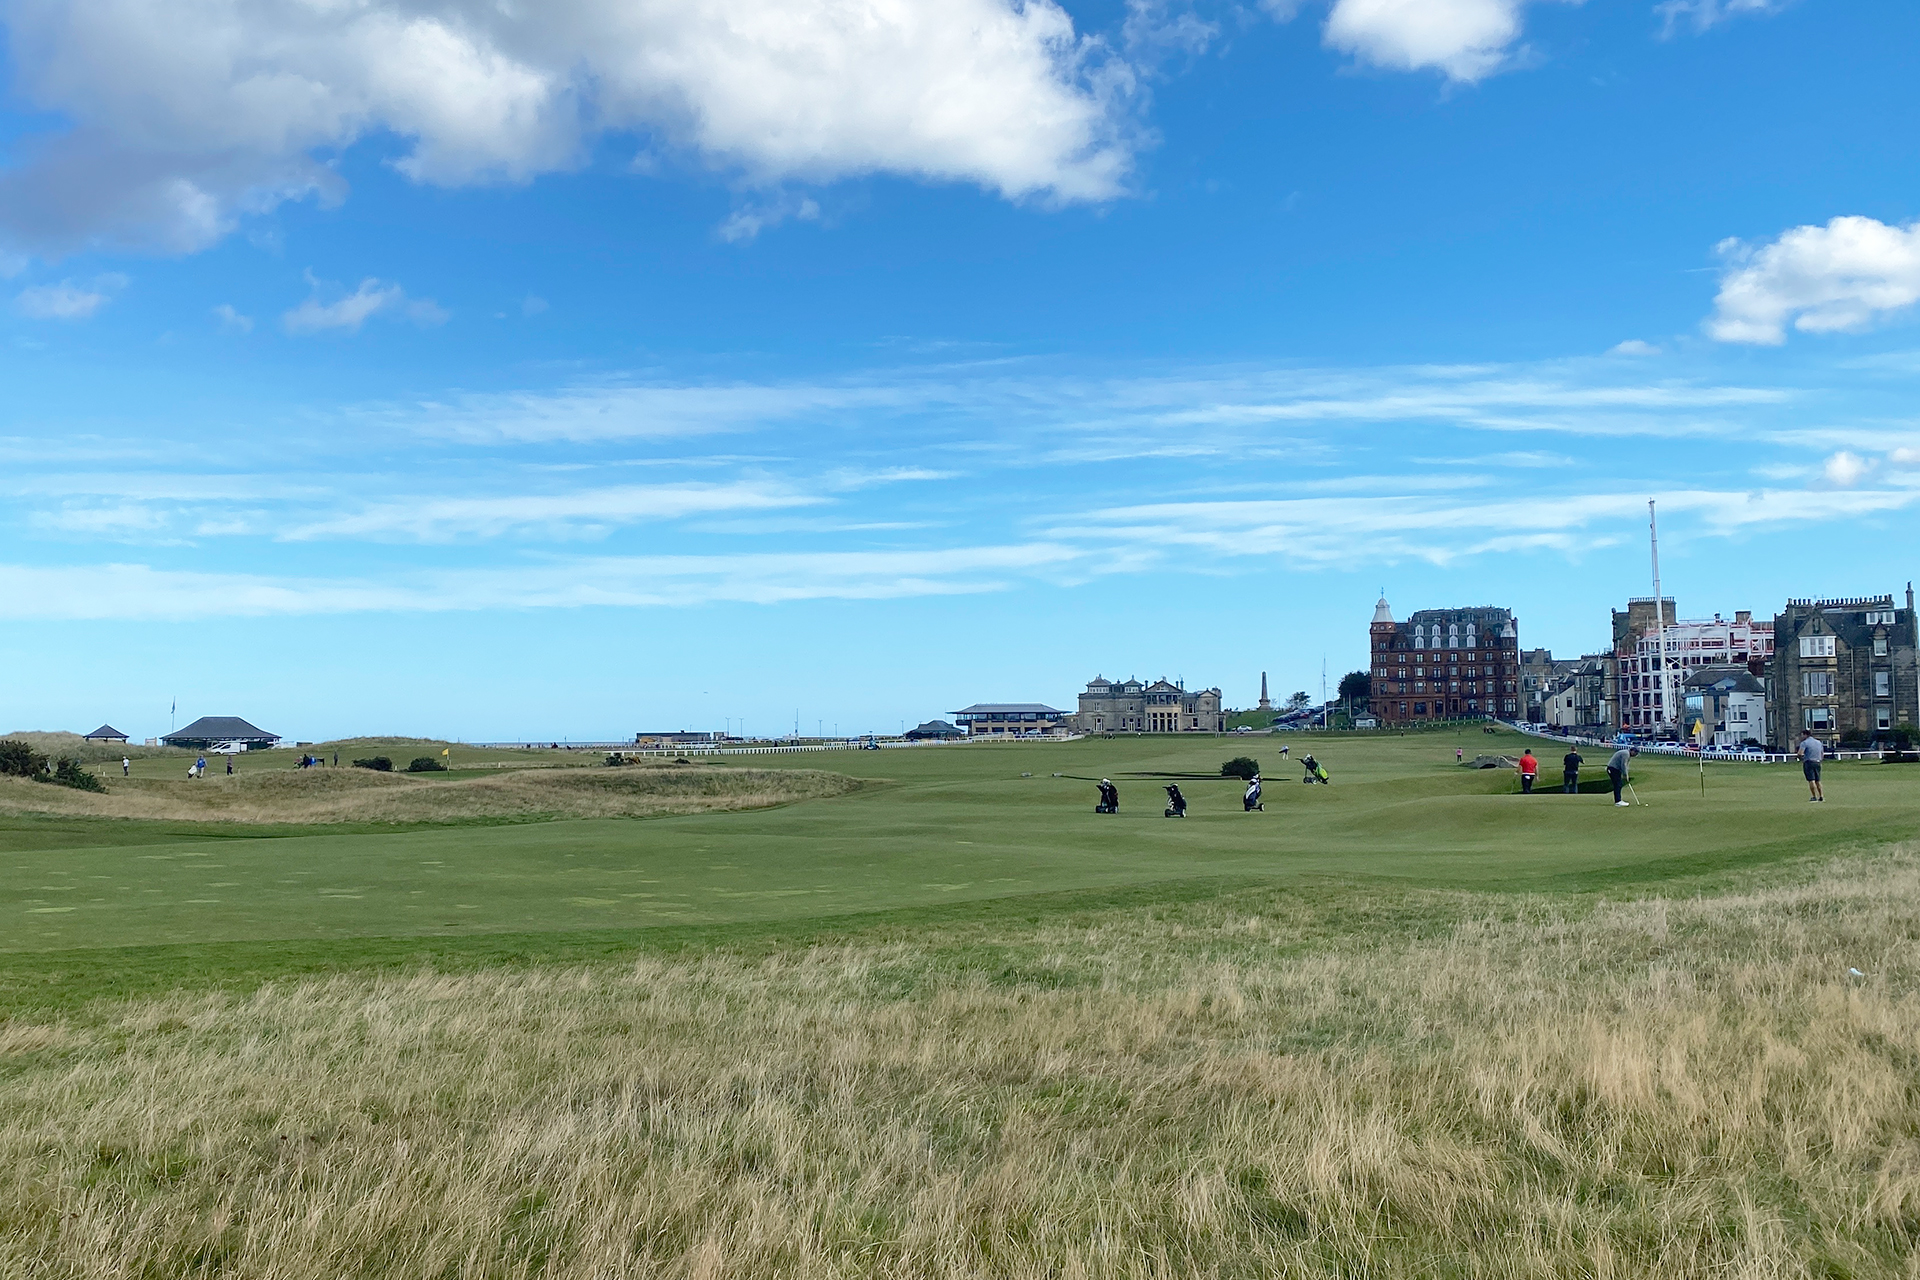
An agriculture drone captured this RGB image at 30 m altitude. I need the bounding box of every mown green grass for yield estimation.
[3,728,1912,980]
[5,730,1912,952]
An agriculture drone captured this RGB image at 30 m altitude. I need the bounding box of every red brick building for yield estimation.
[1368,597,1522,723]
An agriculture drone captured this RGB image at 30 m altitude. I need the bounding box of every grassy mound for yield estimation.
[0,763,866,825]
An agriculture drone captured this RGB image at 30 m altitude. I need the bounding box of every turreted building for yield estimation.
[1368,597,1521,723]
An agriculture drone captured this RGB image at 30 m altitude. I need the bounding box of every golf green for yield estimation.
[4,730,1914,954]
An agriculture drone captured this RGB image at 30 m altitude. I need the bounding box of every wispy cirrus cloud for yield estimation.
[283,276,447,335]
[14,273,127,319]
[1054,484,1920,568]
[0,543,1082,620]
[280,480,823,542]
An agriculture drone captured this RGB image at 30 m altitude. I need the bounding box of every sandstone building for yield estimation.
[1073,677,1226,734]
[1768,591,1918,748]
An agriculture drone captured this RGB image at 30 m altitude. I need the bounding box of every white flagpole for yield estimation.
[1649,500,1675,737]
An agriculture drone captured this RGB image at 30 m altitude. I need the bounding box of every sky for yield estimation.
[2,0,1918,743]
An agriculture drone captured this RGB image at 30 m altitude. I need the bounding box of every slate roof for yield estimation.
[951,703,1067,715]
[162,716,278,744]
[82,724,129,740]
[1683,665,1764,694]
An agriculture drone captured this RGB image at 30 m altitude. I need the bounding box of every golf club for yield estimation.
[1626,779,1647,807]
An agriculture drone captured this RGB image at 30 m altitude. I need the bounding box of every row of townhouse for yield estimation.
[1541,589,1918,749]
[1368,587,1919,750]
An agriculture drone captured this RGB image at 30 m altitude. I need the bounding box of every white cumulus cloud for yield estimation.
[1322,0,1546,81]
[0,0,1132,256]
[1821,450,1873,488]
[1708,216,1920,345]
[282,277,446,335]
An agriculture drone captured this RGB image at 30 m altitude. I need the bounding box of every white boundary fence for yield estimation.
[1497,721,1888,764]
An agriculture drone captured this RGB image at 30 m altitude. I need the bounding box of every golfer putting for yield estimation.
[1607,745,1639,806]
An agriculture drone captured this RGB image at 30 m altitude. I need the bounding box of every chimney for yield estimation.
[1735,610,1751,625]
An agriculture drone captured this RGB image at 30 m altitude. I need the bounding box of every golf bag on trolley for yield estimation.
[1163,784,1187,818]
[1301,755,1330,785]
[1094,779,1119,814]
[1243,776,1263,811]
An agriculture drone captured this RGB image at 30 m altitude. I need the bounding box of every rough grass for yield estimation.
[0,765,867,825]
[3,849,1916,1278]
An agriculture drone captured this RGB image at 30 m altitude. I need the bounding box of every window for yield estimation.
[1399,702,1408,716]
[1803,672,1835,697]
[1804,707,1832,730]
[1866,610,1895,625]
[1875,671,1891,698]
[1414,635,1425,650]
[1799,635,1836,658]
[1878,708,1893,731]
[1875,637,1888,657]
[1414,702,1427,715]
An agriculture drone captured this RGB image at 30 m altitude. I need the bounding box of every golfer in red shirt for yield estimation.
[1517,749,1538,794]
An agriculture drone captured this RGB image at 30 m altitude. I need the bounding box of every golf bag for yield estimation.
[1243,777,1263,811]
[1094,780,1118,814]
[1163,784,1188,818]
[1301,756,1330,785]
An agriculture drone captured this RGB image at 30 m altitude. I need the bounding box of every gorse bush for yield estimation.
[46,758,105,792]
[1220,756,1261,780]
[405,757,446,773]
[351,757,393,772]
[0,739,48,777]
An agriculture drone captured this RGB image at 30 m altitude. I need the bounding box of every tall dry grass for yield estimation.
[0,764,865,824]
[4,851,1918,1278]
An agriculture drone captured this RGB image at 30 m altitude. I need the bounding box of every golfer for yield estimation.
[121,756,130,777]
[1799,730,1825,802]
[1606,745,1637,806]
[1517,749,1538,794]
[1561,747,1583,794]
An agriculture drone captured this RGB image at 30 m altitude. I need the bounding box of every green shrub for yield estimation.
[405,757,446,773]
[0,739,49,778]
[46,757,106,792]
[352,757,393,772]
[1219,756,1261,780]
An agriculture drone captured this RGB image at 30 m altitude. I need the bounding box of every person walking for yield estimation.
[121,756,130,777]
[1606,745,1638,806]
[1456,746,1463,763]
[1799,730,1825,802]
[1517,749,1539,794]
[225,755,233,776]
[1561,747,1583,794]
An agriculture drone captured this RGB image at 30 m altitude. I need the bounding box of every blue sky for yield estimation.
[3,0,1918,742]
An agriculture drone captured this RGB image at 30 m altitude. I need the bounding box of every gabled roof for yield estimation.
[907,720,963,736]
[163,715,277,742]
[83,724,128,740]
